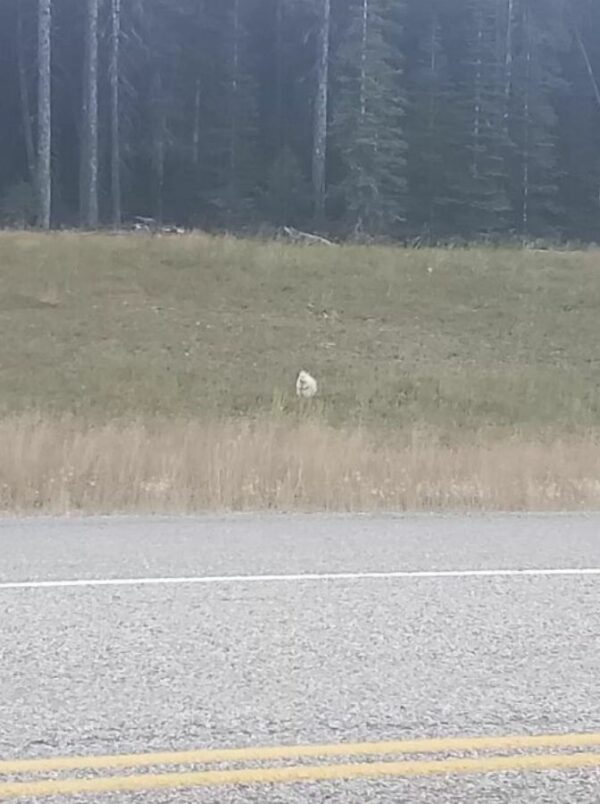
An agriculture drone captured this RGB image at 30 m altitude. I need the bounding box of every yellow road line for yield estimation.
[2,731,600,775]
[2,752,600,799]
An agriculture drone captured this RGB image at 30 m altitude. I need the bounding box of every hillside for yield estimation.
[0,232,599,431]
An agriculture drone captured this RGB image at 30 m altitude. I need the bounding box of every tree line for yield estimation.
[0,0,599,242]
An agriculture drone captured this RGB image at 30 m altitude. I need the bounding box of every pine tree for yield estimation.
[405,0,456,239]
[507,0,566,239]
[556,0,600,240]
[264,145,311,225]
[0,0,599,240]
[450,0,511,238]
[257,0,315,229]
[331,0,407,236]
[198,0,260,226]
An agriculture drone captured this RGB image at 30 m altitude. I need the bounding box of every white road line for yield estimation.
[1,567,600,591]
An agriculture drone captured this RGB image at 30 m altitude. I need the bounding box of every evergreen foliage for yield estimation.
[0,0,597,240]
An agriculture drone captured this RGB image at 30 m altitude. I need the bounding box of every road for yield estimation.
[1,513,600,802]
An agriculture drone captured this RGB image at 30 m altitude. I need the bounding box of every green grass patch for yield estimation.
[0,231,599,432]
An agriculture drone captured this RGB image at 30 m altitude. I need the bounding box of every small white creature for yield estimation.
[296,369,318,398]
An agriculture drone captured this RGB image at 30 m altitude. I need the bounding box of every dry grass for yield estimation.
[2,415,600,514]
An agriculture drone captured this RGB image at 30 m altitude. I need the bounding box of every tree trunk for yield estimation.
[192,78,201,166]
[275,0,284,154]
[574,24,600,111]
[36,0,51,230]
[228,0,240,213]
[427,10,439,234]
[503,0,515,139]
[522,4,531,237]
[504,0,514,106]
[472,7,483,180]
[151,67,165,224]
[18,0,36,185]
[109,0,122,227]
[312,0,330,225]
[359,0,369,119]
[80,0,99,228]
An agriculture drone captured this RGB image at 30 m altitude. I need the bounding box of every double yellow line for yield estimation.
[2,732,600,798]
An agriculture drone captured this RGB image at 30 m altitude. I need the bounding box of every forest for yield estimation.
[0,0,599,242]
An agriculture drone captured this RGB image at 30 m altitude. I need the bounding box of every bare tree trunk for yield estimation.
[427,11,439,234]
[522,5,531,237]
[109,0,122,227]
[151,67,165,224]
[472,7,483,180]
[192,78,201,166]
[37,0,51,230]
[359,0,369,119]
[18,0,36,184]
[80,0,99,228]
[504,0,514,112]
[312,0,330,225]
[275,0,284,154]
[228,0,240,214]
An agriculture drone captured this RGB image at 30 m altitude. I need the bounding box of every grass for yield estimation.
[2,416,599,514]
[0,230,599,512]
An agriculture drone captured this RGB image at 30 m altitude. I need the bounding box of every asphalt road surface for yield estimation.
[1,513,600,802]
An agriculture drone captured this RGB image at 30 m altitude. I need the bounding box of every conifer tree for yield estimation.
[331,0,407,235]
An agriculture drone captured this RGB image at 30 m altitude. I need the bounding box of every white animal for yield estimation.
[296,370,318,398]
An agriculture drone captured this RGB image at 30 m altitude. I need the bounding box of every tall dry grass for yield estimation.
[2,415,599,514]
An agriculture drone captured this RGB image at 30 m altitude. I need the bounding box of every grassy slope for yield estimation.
[0,231,599,432]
